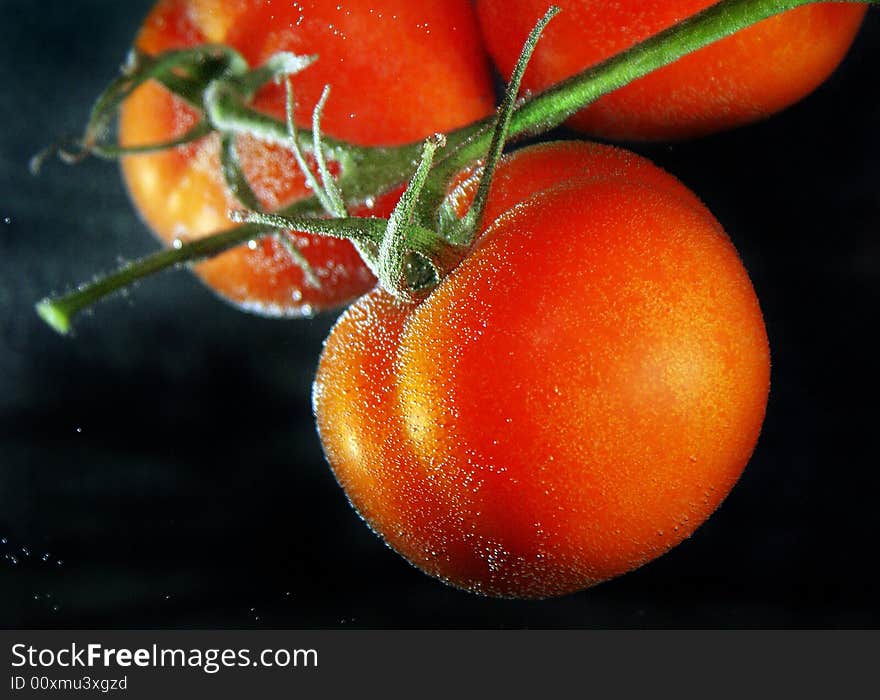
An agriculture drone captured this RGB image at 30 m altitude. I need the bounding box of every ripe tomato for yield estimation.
[313,142,770,598]
[476,0,867,140]
[119,0,494,316]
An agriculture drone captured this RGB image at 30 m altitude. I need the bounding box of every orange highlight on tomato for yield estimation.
[314,143,770,598]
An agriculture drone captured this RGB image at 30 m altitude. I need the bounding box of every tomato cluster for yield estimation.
[121,0,866,315]
[105,0,868,597]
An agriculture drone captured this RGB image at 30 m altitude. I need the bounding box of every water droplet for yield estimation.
[247,239,258,250]
[172,238,184,250]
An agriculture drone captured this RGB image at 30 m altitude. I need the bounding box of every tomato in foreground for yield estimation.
[313,142,771,598]
[120,0,494,316]
[476,0,866,140]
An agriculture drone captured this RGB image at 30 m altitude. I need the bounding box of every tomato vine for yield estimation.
[35,0,880,334]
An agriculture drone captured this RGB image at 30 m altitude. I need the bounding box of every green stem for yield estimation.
[203,81,424,204]
[36,199,321,335]
[38,224,265,335]
[36,201,454,334]
[443,6,559,245]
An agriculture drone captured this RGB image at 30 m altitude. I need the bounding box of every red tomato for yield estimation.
[313,142,770,598]
[476,0,866,140]
[119,0,494,316]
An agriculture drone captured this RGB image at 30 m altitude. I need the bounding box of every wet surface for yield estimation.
[1,0,879,628]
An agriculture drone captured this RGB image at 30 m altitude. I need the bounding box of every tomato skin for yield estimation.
[446,140,708,223]
[314,143,770,598]
[476,0,866,140]
[119,0,494,316]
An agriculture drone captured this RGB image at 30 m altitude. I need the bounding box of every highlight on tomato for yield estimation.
[476,0,867,140]
[119,0,495,316]
[313,141,771,598]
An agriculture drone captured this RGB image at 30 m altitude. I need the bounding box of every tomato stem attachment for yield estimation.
[378,134,449,300]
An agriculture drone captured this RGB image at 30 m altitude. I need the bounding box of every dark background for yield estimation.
[1,0,878,629]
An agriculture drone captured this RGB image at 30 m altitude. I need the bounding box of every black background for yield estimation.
[1,0,878,629]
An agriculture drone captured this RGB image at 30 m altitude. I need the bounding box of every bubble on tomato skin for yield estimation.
[235,297,318,319]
